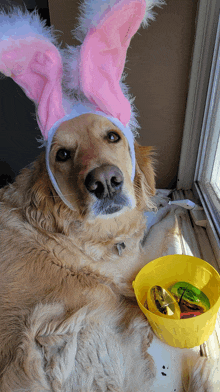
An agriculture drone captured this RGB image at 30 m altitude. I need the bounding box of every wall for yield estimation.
[48,0,199,188]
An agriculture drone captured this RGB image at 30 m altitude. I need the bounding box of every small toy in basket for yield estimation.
[144,285,180,319]
[170,281,210,318]
[144,281,210,320]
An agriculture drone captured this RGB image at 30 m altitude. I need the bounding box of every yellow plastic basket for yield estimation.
[132,255,220,348]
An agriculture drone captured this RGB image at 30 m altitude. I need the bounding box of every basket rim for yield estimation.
[133,254,220,283]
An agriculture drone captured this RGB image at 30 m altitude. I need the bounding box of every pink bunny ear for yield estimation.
[79,0,146,126]
[0,33,65,139]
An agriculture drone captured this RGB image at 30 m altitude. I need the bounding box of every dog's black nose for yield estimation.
[85,164,124,199]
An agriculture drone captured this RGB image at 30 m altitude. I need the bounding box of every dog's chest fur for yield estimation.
[0,200,145,326]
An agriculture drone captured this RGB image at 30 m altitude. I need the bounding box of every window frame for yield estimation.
[177,0,220,261]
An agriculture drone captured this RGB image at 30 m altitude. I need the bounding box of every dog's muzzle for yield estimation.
[85,164,123,199]
[85,164,129,215]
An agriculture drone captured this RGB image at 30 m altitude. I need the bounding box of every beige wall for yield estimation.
[49,0,199,189]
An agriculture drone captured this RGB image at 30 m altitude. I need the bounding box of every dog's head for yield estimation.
[22,113,155,234]
[47,113,155,219]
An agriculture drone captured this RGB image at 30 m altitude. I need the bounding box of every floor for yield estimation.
[148,335,200,392]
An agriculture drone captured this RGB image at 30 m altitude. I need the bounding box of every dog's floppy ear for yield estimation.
[22,154,57,233]
[23,153,71,233]
[23,153,78,234]
[134,141,156,208]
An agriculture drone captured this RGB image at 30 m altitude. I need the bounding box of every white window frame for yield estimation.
[177,0,220,262]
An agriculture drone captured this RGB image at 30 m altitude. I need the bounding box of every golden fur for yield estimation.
[0,114,218,391]
[0,114,156,390]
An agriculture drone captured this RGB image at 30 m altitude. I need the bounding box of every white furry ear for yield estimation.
[72,0,165,44]
[62,0,165,135]
[0,7,66,138]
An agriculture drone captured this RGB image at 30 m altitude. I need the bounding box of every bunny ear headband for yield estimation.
[0,0,163,209]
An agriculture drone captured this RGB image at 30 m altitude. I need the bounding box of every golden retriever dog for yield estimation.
[0,113,219,392]
[1,1,220,390]
[0,113,156,391]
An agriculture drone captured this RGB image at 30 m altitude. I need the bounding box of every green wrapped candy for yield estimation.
[169,282,210,313]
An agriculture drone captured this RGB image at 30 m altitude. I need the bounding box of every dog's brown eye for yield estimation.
[107,131,121,143]
[56,149,71,162]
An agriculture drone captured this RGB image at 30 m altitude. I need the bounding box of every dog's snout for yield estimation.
[85,165,124,199]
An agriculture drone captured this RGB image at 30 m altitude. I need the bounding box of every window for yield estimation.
[195,12,220,239]
[177,0,220,263]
